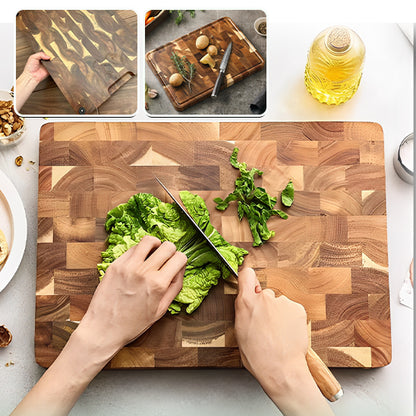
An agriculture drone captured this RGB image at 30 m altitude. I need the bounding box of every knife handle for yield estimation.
[211,71,225,98]
[306,347,343,402]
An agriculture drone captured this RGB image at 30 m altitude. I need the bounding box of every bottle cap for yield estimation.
[327,27,351,52]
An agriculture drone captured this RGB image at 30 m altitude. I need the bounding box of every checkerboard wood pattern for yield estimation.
[36,122,391,368]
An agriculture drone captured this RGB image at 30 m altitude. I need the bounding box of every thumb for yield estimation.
[237,267,258,298]
[35,52,51,61]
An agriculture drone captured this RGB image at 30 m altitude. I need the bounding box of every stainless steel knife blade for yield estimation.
[155,177,238,277]
[219,41,233,72]
[211,41,233,98]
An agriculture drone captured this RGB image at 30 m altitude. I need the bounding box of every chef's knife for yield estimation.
[155,177,238,277]
[156,177,342,402]
[211,41,233,98]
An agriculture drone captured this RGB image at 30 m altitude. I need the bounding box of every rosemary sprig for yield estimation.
[170,52,196,93]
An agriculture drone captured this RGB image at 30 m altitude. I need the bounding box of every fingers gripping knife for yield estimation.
[155,177,343,402]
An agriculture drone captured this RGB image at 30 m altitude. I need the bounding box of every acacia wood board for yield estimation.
[146,17,265,111]
[17,10,137,115]
[36,122,391,369]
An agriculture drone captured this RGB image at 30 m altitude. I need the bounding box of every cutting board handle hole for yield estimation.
[108,72,135,95]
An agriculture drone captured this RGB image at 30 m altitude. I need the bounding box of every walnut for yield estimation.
[0,100,24,138]
[3,123,11,136]
[0,325,12,347]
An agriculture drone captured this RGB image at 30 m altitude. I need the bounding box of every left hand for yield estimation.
[78,236,187,353]
[22,52,51,83]
[10,236,187,416]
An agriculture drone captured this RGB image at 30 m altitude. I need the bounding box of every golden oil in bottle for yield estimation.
[305,26,365,105]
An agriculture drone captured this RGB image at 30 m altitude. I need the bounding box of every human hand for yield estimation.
[78,236,187,354]
[16,52,51,111]
[235,268,334,416]
[23,52,51,83]
[11,236,187,416]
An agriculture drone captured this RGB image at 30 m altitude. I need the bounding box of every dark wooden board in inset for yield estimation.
[36,122,391,369]
[17,10,137,114]
[146,17,265,111]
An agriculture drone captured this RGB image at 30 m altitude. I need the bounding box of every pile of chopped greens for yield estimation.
[214,147,294,247]
[97,191,247,314]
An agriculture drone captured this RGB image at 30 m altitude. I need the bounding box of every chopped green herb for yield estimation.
[214,147,288,247]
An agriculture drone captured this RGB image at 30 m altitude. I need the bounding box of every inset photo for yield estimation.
[145,10,266,115]
[16,10,137,116]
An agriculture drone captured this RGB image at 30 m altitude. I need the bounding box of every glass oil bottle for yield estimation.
[305,26,365,105]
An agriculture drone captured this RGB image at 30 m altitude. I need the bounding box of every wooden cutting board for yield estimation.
[36,122,391,369]
[146,17,265,111]
[17,10,137,114]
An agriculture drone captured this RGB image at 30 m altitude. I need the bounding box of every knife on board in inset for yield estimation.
[211,41,233,98]
[155,176,343,401]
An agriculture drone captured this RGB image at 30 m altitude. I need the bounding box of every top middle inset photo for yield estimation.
[145,10,267,116]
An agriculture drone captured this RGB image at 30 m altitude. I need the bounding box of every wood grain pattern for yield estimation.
[36,122,391,369]
[146,17,265,111]
[16,10,137,114]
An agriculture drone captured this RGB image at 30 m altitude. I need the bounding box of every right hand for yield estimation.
[235,268,334,416]
[235,268,309,390]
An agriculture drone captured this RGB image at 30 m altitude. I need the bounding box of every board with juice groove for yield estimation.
[35,122,391,369]
[146,17,265,111]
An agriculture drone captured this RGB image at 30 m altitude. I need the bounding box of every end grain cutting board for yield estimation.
[146,17,265,111]
[17,10,137,114]
[36,122,391,369]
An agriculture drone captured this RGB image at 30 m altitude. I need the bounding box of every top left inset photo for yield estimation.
[15,10,137,116]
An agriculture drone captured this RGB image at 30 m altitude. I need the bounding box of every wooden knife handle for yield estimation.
[306,347,343,402]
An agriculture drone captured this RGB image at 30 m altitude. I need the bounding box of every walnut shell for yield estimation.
[0,325,12,348]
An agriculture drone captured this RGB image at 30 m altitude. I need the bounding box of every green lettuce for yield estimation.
[281,180,294,207]
[97,191,248,314]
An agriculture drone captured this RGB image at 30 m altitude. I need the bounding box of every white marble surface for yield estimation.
[0,15,413,416]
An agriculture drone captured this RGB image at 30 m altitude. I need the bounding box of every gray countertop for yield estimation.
[145,10,266,116]
[0,16,413,416]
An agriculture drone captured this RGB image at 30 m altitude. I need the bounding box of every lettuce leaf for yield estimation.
[281,180,294,207]
[97,191,247,314]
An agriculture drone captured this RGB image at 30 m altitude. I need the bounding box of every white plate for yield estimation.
[0,169,27,292]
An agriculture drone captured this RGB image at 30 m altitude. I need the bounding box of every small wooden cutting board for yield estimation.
[17,10,137,114]
[35,122,391,369]
[146,17,265,111]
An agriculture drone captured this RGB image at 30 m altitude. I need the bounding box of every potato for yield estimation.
[207,45,218,56]
[196,35,209,49]
[169,73,184,87]
[200,54,215,69]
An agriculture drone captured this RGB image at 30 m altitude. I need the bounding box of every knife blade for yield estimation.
[211,41,233,98]
[155,177,238,277]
